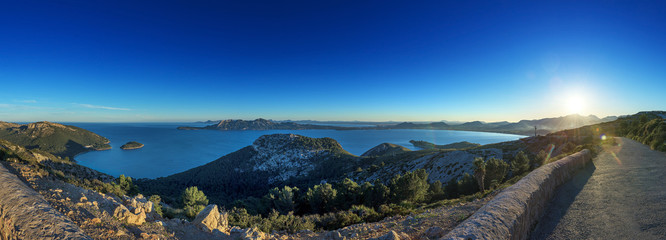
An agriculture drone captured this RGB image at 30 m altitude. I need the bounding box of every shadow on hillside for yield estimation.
[529,160,596,239]
[64,139,87,157]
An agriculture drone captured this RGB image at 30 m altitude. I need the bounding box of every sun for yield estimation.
[564,93,586,114]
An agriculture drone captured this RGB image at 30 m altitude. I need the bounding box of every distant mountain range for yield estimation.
[179,118,343,131]
[179,114,618,135]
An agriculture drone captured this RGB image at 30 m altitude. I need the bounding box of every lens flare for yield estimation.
[545,144,555,163]
[610,151,622,166]
[600,134,607,141]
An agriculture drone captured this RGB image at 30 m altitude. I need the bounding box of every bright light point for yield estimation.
[564,91,586,114]
[601,134,607,141]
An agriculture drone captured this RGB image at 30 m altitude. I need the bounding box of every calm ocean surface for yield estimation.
[70,123,524,179]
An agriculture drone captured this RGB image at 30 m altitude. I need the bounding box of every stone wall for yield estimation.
[442,149,592,240]
[0,163,90,240]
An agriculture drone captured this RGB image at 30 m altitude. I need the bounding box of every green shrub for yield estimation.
[426,180,445,202]
[149,195,163,217]
[378,203,411,217]
[335,178,360,209]
[362,181,390,208]
[164,207,185,219]
[117,174,139,196]
[350,205,382,222]
[389,169,429,203]
[472,157,486,191]
[326,211,361,230]
[457,173,478,195]
[532,150,548,169]
[511,151,530,176]
[444,177,460,198]
[264,186,297,214]
[484,158,508,189]
[306,183,337,213]
[182,186,209,218]
[228,207,263,229]
[184,205,206,219]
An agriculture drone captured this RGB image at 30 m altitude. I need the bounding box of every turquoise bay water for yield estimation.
[71,123,524,179]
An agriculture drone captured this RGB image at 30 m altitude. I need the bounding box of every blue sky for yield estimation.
[1,1,665,122]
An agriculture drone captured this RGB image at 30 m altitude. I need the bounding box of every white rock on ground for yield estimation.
[193,204,229,234]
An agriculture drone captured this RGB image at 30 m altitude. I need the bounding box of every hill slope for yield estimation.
[137,134,358,204]
[361,143,411,157]
[0,121,110,157]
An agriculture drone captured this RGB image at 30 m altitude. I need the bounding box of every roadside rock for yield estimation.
[424,226,445,239]
[193,204,229,233]
[113,204,146,225]
[324,231,345,240]
[371,230,410,240]
[233,227,267,240]
[90,218,102,225]
[124,194,154,213]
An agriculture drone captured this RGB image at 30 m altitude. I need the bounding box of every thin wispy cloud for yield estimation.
[74,103,131,111]
[0,103,46,110]
[14,99,37,103]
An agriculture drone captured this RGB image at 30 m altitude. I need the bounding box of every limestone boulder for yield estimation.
[424,226,445,239]
[193,204,229,233]
[370,230,410,240]
[324,231,345,240]
[113,205,146,225]
[230,227,267,240]
[124,194,154,213]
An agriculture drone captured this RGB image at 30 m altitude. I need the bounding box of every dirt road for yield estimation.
[530,138,666,239]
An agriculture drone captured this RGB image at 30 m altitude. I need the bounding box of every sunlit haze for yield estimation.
[1,1,665,122]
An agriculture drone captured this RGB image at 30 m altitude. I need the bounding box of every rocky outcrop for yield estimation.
[113,204,146,225]
[0,163,90,239]
[442,149,592,240]
[112,194,163,225]
[193,204,229,234]
[124,194,154,213]
[231,227,267,240]
[370,230,410,240]
[250,134,349,183]
[356,148,503,185]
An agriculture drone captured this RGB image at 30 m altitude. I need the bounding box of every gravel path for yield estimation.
[531,138,666,240]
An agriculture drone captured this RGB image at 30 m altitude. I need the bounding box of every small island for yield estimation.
[120,141,144,150]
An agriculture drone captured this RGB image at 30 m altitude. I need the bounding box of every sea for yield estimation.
[69,122,525,179]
